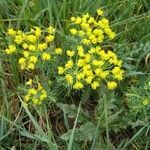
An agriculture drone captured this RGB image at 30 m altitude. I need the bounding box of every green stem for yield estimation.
[104,91,110,150]
[0,60,10,117]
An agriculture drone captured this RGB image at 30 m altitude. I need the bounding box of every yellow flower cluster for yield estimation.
[57,9,124,90]
[6,26,55,70]
[58,46,124,90]
[70,8,116,45]
[24,79,47,105]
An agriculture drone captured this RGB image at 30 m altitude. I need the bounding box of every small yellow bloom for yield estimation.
[47,26,55,33]
[65,59,73,69]
[19,57,26,64]
[76,73,84,80]
[70,28,77,35]
[73,82,84,89]
[23,51,29,57]
[70,17,76,22]
[91,81,100,89]
[22,43,28,49]
[37,83,43,90]
[28,63,35,70]
[27,35,37,43]
[55,48,62,55]
[65,74,73,85]
[97,8,104,16]
[5,45,16,54]
[142,99,149,106]
[14,35,23,44]
[38,43,47,51]
[24,94,30,102]
[32,98,40,105]
[75,17,82,24]
[86,76,94,84]
[78,30,85,36]
[28,45,36,51]
[34,27,41,37]
[42,53,51,60]
[26,79,32,85]
[28,88,37,95]
[7,28,16,36]
[46,35,54,42]
[77,59,85,67]
[107,81,117,90]
[82,38,90,45]
[58,66,65,74]
[66,50,75,57]
[29,56,38,63]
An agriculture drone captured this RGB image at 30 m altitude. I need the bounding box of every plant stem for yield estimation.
[104,91,110,150]
[0,59,10,117]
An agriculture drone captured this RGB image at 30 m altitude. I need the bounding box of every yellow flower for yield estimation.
[19,57,26,64]
[65,74,73,85]
[77,59,85,67]
[70,28,77,35]
[24,94,30,102]
[65,60,73,69]
[28,63,35,70]
[26,79,32,85]
[92,60,104,66]
[73,82,84,89]
[42,53,51,60]
[14,35,23,44]
[142,99,149,106]
[27,35,37,43]
[88,17,95,24]
[22,43,28,49]
[97,8,104,16]
[96,70,109,79]
[23,51,29,57]
[84,54,91,63]
[28,45,36,51]
[34,27,41,37]
[7,28,16,36]
[29,56,37,63]
[55,48,62,55]
[77,46,84,57]
[47,26,55,33]
[6,45,16,54]
[28,88,37,95]
[70,17,76,22]
[88,47,96,54]
[58,66,65,74]
[20,63,26,70]
[85,76,94,84]
[66,50,75,57]
[40,90,47,100]
[37,83,43,90]
[76,73,84,80]
[78,30,85,36]
[46,35,54,42]
[82,38,90,45]
[32,98,40,105]
[114,74,123,81]
[38,43,47,51]
[107,81,117,90]
[91,81,100,89]
[75,17,82,24]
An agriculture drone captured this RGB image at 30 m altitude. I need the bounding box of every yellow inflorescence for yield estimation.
[24,79,47,105]
[5,26,55,70]
[57,9,124,90]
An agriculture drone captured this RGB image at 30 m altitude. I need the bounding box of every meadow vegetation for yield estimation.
[0,0,150,149]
